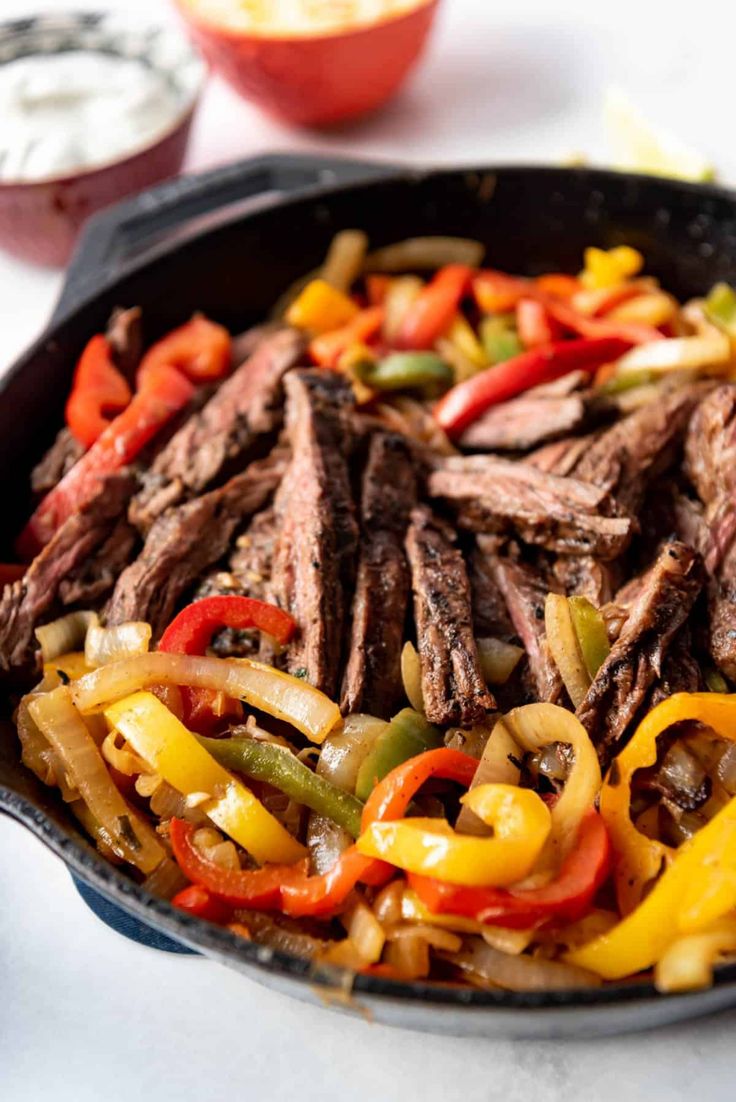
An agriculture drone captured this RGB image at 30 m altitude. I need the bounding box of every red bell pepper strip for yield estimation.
[309,306,384,368]
[171,883,234,923]
[171,748,479,920]
[17,364,194,558]
[137,315,231,388]
[472,270,530,314]
[434,336,632,437]
[65,335,132,448]
[409,809,610,928]
[516,298,560,348]
[397,265,473,349]
[534,273,581,300]
[542,297,662,345]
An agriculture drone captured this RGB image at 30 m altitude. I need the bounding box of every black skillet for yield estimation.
[3,154,736,1038]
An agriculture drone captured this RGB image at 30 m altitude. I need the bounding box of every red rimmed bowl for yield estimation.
[0,11,206,267]
[175,0,440,127]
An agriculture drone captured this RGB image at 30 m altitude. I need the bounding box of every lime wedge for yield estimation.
[605,88,715,183]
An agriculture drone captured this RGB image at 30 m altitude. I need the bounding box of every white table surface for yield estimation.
[2,1,736,1098]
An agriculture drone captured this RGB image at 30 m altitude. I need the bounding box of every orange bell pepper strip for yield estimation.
[65,335,132,448]
[473,270,530,314]
[309,306,384,368]
[397,265,474,349]
[136,315,231,388]
[534,273,582,299]
[365,274,391,306]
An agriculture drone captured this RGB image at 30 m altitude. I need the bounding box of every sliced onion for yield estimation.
[142,856,188,901]
[29,686,164,874]
[317,713,387,792]
[544,593,590,708]
[655,921,736,992]
[384,933,431,980]
[616,331,731,374]
[717,744,736,795]
[374,880,406,926]
[101,729,149,777]
[85,621,152,667]
[449,938,601,991]
[321,229,368,291]
[71,652,341,744]
[307,813,352,874]
[477,637,524,686]
[480,927,536,955]
[35,611,98,663]
[444,725,490,760]
[455,717,521,836]
[387,924,462,952]
[344,901,386,964]
[401,641,424,712]
[382,275,424,341]
[365,236,485,273]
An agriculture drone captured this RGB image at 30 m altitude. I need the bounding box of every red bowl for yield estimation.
[176,0,440,127]
[0,13,206,268]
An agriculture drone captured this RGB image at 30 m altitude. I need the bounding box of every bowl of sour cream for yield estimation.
[0,11,206,266]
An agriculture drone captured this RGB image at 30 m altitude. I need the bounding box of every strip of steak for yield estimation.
[106,306,142,381]
[552,555,617,606]
[572,382,711,514]
[469,543,515,640]
[524,433,600,477]
[30,427,85,496]
[648,627,702,708]
[130,326,305,531]
[269,370,358,696]
[576,541,704,765]
[106,453,285,638]
[428,456,632,558]
[405,506,495,726]
[484,547,563,703]
[58,516,138,606]
[341,433,416,718]
[459,372,614,452]
[0,472,137,678]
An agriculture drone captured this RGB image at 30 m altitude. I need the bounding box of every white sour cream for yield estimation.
[0,51,183,183]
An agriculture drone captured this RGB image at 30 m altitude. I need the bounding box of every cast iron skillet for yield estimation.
[4,154,736,1039]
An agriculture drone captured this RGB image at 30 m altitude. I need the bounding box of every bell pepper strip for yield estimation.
[18,364,194,557]
[566,791,736,980]
[473,270,530,314]
[580,245,644,290]
[516,298,560,348]
[105,691,306,865]
[365,274,391,306]
[568,596,610,679]
[355,708,443,801]
[286,278,359,335]
[433,336,632,437]
[479,316,523,365]
[171,883,234,923]
[446,314,487,369]
[65,335,132,448]
[600,692,736,914]
[541,297,663,345]
[136,315,231,388]
[357,783,552,887]
[309,306,384,368]
[74,651,339,745]
[705,283,736,336]
[409,809,610,928]
[534,273,581,299]
[397,265,473,349]
[355,353,453,395]
[199,736,364,837]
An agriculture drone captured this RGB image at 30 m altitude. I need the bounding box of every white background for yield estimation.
[2,1,736,1098]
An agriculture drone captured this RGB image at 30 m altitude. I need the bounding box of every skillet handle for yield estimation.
[53,153,398,324]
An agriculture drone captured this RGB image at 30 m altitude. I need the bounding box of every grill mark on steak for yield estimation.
[405,506,495,726]
[130,326,305,532]
[340,433,416,718]
[428,456,632,559]
[106,452,286,638]
[30,427,85,497]
[269,370,358,697]
[576,541,704,765]
[0,472,137,679]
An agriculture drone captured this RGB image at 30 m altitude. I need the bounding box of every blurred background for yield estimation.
[1,0,733,362]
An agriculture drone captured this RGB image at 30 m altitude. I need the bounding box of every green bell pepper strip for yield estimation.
[355,708,443,801]
[479,316,523,365]
[356,352,453,393]
[704,283,736,335]
[597,367,654,395]
[568,597,611,680]
[198,736,363,838]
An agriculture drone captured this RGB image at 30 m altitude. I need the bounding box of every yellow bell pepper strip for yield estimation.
[356,783,551,887]
[654,919,736,992]
[286,278,359,334]
[600,692,736,914]
[446,313,487,368]
[580,246,644,290]
[355,708,443,801]
[29,686,165,874]
[566,791,736,980]
[199,735,363,837]
[568,596,610,679]
[71,651,341,744]
[105,691,306,865]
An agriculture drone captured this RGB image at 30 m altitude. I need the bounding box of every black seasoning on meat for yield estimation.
[30,427,85,496]
[576,541,704,766]
[130,326,306,531]
[269,370,358,697]
[106,453,286,638]
[0,472,137,678]
[428,455,632,559]
[341,433,416,718]
[405,506,495,726]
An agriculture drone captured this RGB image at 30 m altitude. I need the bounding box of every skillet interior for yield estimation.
[4,158,736,1036]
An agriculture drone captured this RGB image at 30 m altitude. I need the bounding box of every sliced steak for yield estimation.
[524,433,601,477]
[130,326,305,531]
[469,544,516,640]
[576,541,704,765]
[648,627,702,708]
[0,472,136,678]
[405,506,495,726]
[485,548,563,703]
[428,456,632,559]
[106,453,285,638]
[685,384,736,507]
[552,555,617,606]
[58,516,138,606]
[106,306,142,381]
[269,370,358,696]
[573,381,710,514]
[341,433,416,718]
[30,427,85,496]
[459,373,614,452]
